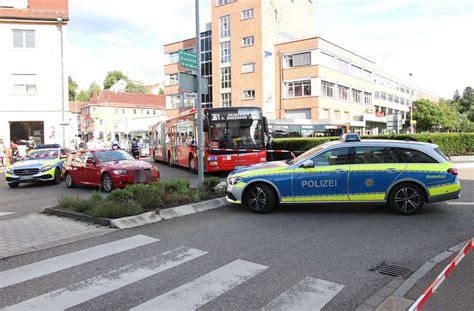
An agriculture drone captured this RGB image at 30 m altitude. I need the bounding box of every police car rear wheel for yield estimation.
[244,183,276,214]
[388,183,424,215]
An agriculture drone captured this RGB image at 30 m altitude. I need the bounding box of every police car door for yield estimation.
[348,146,406,201]
[291,147,351,202]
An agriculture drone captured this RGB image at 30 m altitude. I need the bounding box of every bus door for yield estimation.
[159,122,166,161]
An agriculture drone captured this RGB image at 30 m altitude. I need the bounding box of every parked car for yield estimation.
[5,146,70,188]
[62,149,160,192]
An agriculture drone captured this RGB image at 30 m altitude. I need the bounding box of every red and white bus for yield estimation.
[149,107,268,172]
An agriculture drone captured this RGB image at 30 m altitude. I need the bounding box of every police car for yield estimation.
[226,134,460,215]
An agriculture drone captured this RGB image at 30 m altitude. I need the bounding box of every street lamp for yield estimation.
[57,16,66,147]
[195,0,204,184]
[409,73,413,133]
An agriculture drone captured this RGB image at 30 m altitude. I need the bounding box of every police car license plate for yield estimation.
[20,175,34,180]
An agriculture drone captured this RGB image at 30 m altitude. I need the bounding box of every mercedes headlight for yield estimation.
[6,168,13,174]
[40,165,52,172]
[227,176,243,185]
[113,169,128,175]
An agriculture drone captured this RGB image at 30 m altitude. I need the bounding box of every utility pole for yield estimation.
[409,73,413,133]
[57,17,65,147]
[195,0,204,184]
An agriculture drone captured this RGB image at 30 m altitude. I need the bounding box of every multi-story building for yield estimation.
[0,0,72,146]
[80,91,165,141]
[162,0,437,135]
[163,24,213,117]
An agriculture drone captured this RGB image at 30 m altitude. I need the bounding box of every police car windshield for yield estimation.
[287,145,325,165]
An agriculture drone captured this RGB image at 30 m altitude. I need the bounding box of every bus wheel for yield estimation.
[189,154,197,174]
[168,152,173,167]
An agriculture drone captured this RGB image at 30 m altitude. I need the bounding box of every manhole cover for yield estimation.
[369,262,413,277]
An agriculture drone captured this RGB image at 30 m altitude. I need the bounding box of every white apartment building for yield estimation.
[0,0,74,147]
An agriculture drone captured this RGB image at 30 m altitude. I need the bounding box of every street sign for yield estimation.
[179,50,198,70]
[178,72,208,94]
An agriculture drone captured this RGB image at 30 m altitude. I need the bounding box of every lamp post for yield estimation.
[57,16,66,147]
[409,73,413,133]
[195,0,204,184]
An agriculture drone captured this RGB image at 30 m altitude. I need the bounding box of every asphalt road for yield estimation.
[0,168,473,310]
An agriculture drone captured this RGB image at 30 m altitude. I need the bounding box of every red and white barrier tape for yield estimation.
[206,148,293,153]
[408,238,474,311]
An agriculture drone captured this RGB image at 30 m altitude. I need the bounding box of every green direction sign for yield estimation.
[179,50,198,70]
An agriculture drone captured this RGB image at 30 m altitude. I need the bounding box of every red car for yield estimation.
[63,149,160,192]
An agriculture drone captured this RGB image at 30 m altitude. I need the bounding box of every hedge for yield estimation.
[273,133,474,156]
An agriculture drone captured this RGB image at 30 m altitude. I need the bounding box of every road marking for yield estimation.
[445,202,474,206]
[0,212,14,217]
[3,247,207,311]
[262,277,345,311]
[132,259,268,310]
[0,234,158,289]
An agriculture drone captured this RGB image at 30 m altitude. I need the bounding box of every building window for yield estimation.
[344,111,350,120]
[133,109,137,114]
[352,89,362,103]
[13,83,36,94]
[381,92,387,100]
[147,110,150,115]
[362,69,372,81]
[12,73,37,94]
[364,92,372,105]
[241,8,254,19]
[220,41,231,63]
[219,15,230,38]
[321,81,334,97]
[335,110,341,119]
[388,94,393,102]
[337,85,349,101]
[122,108,125,113]
[285,80,311,97]
[400,98,405,105]
[221,67,231,89]
[221,92,231,107]
[320,51,336,68]
[243,89,255,100]
[169,51,179,64]
[115,108,118,113]
[242,36,254,47]
[323,109,330,119]
[168,73,178,85]
[242,63,255,73]
[284,52,311,67]
[374,91,380,99]
[141,109,144,114]
[218,0,231,5]
[394,96,399,104]
[336,58,350,74]
[12,29,35,48]
[351,65,362,78]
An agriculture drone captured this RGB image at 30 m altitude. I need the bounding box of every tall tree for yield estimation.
[103,70,128,89]
[453,89,461,102]
[76,90,90,102]
[125,82,149,94]
[412,99,443,132]
[460,86,474,118]
[89,82,102,98]
[68,76,78,101]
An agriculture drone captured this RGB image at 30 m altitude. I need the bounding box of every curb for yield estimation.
[356,240,471,311]
[450,155,474,163]
[45,197,229,230]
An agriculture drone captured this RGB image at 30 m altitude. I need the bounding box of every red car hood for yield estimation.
[99,160,153,170]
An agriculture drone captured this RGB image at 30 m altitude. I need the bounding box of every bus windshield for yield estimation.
[209,119,264,150]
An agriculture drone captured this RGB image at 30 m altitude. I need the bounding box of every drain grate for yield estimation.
[369,262,413,277]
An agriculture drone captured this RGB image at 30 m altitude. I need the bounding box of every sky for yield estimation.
[68,0,473,98]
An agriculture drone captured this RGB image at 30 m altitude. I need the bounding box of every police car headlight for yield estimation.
[6,168,13,174]
[40,165,52,172]
[228,176,243,185]
[113,169,128,175]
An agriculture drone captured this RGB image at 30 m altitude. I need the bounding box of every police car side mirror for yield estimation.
[302,159,314,168]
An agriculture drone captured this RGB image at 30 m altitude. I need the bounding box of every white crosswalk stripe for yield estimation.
[0,234,158,289]
[3,247,207,311]
[0,212,14,217]
[132,259,268,311]
[262,277,345,311]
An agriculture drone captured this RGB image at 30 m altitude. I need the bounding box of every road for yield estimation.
[0,164,473,310]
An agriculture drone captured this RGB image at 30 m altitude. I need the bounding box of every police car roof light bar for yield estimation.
[340,133,361,142]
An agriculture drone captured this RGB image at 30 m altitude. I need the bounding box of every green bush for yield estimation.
[57,195,79,210]
[201,176,221,192]
[161,178,190,195]
[73,199,96,213]
[274,133,474,156]
[126,183,165,210]
[107,188,133,203]
[92,200,144,219]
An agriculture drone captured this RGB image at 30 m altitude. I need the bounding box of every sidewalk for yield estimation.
[0,213,115,259]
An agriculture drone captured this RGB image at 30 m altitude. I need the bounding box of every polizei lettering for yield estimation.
[301,179,337,188]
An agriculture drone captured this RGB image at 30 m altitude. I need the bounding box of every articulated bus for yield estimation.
[149,107,268,172]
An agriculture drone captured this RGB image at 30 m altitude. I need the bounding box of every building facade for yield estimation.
[80,91,165,142]
[0,0,73,146]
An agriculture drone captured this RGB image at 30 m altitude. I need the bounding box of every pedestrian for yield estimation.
[0,139,5,167]
[266,132,274,161]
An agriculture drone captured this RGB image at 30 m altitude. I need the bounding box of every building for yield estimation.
[80,91,166,142]
[0,0,72,146]
[162,0,437,135]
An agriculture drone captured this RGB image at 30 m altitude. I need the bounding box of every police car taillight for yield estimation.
[447,168,458,176]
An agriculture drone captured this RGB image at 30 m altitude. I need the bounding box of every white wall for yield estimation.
[0,21,70,146]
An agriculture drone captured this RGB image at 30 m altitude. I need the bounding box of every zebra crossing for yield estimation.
[0,234,345,310]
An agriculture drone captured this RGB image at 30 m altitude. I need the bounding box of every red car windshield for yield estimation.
[95,150,135,162]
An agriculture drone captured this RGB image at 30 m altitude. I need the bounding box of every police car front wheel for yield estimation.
[244,183,276,214]
[388,183,425,215]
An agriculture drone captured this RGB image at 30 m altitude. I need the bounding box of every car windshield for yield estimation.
[95,150,135,162]
[24,149,59,160]
[208,119,264,150]
[286,144,325,165]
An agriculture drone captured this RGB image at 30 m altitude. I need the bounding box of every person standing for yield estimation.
[265,132,274,161]
[0,139,5,167]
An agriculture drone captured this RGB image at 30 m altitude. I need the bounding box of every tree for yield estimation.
[76,90,90,102]
[68,76,78,101]
[103,70,128,90]
[125,82,149,94]
[76,82,102,102]
[453,89,461,102]
[89,82,101,97]
[438,100,461,132]
[460,86,474,118]
[158,88,164,95]
[412,99,443,132]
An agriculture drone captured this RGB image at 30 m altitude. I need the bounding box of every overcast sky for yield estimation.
[68,0,473,98]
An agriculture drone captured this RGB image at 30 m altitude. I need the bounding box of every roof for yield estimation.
[68,101,85,113]
[89,91,166,109]
[0,0,69,21]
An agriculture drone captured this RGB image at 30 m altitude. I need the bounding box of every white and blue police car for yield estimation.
[226,134,460,215]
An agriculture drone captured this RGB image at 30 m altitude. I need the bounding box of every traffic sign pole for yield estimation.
[195,0,204,184]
